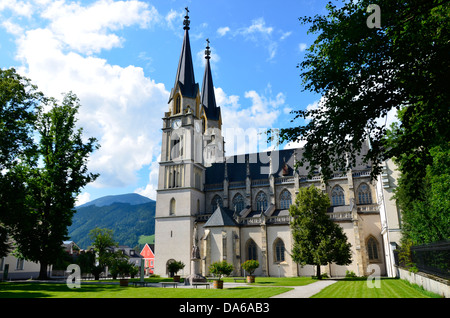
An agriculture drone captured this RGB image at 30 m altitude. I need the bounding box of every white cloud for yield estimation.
[2,19,23,35]
[217,26,230,37]
[75,192,91,206]
[280,31,292,41]
[283,107,293,114]
[39,0,160,55]
[165,8,183,30]
[240,17,273,38]
[10,0,169,189]
[235,17,289,61]
[216,86,283,130]
[134,155,160,200]
[0,0,33,17]
[215,86,285,156]
[299,43,308,52]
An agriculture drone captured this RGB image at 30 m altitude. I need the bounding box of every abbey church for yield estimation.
[154,11,402,279]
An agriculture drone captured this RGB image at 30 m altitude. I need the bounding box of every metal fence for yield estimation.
[410,240,450,280]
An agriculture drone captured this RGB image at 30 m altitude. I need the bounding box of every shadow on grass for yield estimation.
[0,282,120,298]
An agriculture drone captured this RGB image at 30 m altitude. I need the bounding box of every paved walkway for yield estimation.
[270,279,337,298]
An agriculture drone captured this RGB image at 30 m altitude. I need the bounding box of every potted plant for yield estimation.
[241,260,259,283]
[209,261,233,289]
[167,260,185,282]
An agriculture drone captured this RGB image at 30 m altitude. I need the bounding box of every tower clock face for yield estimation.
[172,119,181,129]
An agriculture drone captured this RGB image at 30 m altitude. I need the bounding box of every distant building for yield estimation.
[62,240,81,256]
[140,243,155,275]
[108,246,143,268]
[0,254,41,281]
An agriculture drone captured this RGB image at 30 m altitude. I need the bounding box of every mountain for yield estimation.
[68,193,156,250]
[77,193,152,208]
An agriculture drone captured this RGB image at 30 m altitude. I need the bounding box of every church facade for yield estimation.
[154,12,402,278]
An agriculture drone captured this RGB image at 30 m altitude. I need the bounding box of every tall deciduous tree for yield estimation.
[0,68,42,257]
[279,0,449,181]
[290,185,352,279]
[89,227,118,277]
[12,92,99,279]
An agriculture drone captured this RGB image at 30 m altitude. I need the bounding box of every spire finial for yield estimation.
[183,7,190,30]
[205,38,211,59]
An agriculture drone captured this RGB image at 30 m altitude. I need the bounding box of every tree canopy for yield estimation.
[0,68,99,278]
[290,185,352,279]
[280,0,449,181]
[0,68,42,257]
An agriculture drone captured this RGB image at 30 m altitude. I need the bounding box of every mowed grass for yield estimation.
[311,278,441,298]
[0,282,292,298]
[223,276,318,286]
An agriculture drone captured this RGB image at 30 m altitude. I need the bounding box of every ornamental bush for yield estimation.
[209,261,233,280]
[241,260,259,275]
[167,260,185,276]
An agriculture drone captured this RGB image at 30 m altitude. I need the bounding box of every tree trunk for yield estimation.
[316,264,322,280]
[38,262,49,280]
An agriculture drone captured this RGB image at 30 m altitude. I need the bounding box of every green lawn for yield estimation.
[0,277,440,298]
[223,276,318,286]
[0,282,292,298]
[311,278,441,298]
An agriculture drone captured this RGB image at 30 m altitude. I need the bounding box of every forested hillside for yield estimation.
[68,194,156,250]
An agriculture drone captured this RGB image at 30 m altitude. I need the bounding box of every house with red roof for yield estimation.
[140,243,155,275]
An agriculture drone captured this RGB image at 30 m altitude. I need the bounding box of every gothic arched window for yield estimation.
[211,195,223,212]
[175,95,181,114]
[247,239,257,261]
[274,238,285,263]
[256,191,268,212]
[170,198,176,215]
[331,185,345,206]
[357,183,373,204]
[232,193,245,213]
[279,189,292,210]
[367,237,379,260]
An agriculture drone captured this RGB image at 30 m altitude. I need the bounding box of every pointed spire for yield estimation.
[201,39,220,121]
[183,7,190,30]
[169,7,198,102]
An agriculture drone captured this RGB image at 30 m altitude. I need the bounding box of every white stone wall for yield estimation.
[0,255,41,280]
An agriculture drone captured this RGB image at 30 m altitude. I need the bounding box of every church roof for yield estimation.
[169,12,199,102]
[205,142,372,185]
[201,41,221,121]
[205,148,303,184]
[204,205,238,227]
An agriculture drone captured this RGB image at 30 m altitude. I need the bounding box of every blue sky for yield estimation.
[0,0,333,204]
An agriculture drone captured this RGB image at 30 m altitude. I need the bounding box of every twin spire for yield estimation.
[169,8,220,122]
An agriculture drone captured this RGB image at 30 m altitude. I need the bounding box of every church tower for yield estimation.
[154,9,209,277]
[200,39,224,167]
